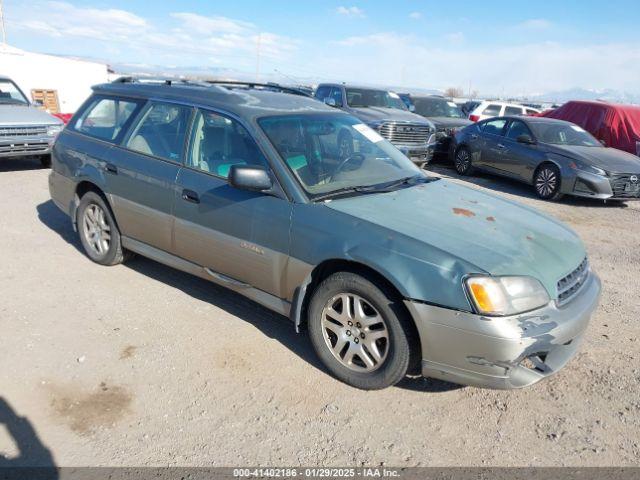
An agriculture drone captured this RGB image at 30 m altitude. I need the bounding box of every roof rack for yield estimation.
[206,80,312,97]
[111,76,210,87]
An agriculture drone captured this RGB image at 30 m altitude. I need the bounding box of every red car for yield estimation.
[542,101,640,156]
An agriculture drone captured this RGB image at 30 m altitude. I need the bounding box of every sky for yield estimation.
[3,0,640,97]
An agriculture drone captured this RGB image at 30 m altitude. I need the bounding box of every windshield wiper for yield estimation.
[312,175,438,202]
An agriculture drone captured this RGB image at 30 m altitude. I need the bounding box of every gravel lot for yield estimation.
[1,156,639,468]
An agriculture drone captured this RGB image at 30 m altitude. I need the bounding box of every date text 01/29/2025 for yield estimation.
[232,467,401,477]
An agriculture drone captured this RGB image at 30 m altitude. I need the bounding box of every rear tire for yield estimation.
[534,164,564,201]
[307,272,414,390]
[77,191,128,266]
[454,146,474,175]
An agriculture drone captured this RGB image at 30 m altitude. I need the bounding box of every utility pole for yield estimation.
[255,33,262,83]
[0,0,7,46]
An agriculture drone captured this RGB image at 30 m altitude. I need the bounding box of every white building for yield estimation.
[0,44,110,114]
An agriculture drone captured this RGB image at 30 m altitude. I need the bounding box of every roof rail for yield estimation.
[206,80,312,97]
[111,76,210,87]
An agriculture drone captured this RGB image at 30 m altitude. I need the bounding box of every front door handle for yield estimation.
[497,143,506,149]
[470,134,479,140]
[105,163,118,174]
[182,189,200,204]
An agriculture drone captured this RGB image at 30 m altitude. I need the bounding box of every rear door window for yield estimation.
[186,109,269,178]
[482,119,508,136]
[125,102,193,163]
[73,96,141,142]
[482,104,502,116]
[505,106,524,116]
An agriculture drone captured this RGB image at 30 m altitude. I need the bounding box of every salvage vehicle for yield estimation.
[468,101,540,122]
[314,83,436,165]
[542,100,640,157]
[49,79,601,390]
[0,75,64,167]
[451,116,640,201]
[409,95,472,156]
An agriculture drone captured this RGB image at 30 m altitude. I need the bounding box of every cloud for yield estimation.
[170,13,254,35]
[8,1,298,63]
[444,32,465,44]
[408,12,422,20]
[518,18,552,29]
[325,32,640,96]
[335,6,365,18]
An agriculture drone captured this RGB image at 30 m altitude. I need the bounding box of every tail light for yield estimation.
[469,115,480,122]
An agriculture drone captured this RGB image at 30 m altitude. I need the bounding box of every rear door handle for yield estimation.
[182,189,200,204]
[470,134,479,140]
[105,163,118,174]
[497,143,506,149]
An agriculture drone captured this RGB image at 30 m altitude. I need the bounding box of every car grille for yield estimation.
[609,174,640,199]
[0,142,50,154]
[0,126,48,138]
[377,122,433,146]
[557,257,589,306]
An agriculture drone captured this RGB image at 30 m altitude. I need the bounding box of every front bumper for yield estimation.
[396,142,437,165]
[405,271,601,389]
[561,169,640,201]
[0,135,55,158]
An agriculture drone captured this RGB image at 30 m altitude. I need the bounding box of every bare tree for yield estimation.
[444,87,464,98]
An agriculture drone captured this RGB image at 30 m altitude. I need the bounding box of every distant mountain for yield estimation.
[530,88,640,105]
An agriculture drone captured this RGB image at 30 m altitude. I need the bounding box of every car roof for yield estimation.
[93,81,336,121]
[481,115,575,126]
[317,83,394,92]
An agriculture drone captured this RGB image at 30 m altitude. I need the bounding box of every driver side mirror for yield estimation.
[517,134,535,145]
[228,165,272,192]
[408,104,416,112]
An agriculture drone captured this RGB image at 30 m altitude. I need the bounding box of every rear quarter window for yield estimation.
[482,104,502,116]
[72,96,142,143]
[505,106,524,116]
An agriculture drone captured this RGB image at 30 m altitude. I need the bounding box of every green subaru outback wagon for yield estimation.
[49,79,601,390]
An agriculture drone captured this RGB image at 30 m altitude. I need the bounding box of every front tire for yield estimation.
[454,146,473,175]
[77,191,127,266]
[534,164,564,201]
[307,272,414,390]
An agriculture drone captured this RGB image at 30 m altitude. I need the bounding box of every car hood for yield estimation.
[545,144,640,174]
[0,104,62,126]
[351,106,433,126]
[426,116,472,129]
[325,179,585,297]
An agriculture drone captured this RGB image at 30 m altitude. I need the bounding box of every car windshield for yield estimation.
[346,88,407,110]
[413,97,465,118]
[259,113,424,199]
[0,80,29,105]
[531,123,601,147]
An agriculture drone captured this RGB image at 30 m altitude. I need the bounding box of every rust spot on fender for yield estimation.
[453,208,476,218]
[486,216,496,222]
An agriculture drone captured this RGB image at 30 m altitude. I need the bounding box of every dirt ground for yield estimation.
[0,156,639,468]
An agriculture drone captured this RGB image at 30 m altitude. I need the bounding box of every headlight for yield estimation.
[569,159,607,176]
[47,125,63,137]
[465,275,550,316]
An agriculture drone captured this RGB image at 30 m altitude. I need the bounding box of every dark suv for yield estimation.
[406,95,472,156]
[314,83,436,165]
[49,79,600,390]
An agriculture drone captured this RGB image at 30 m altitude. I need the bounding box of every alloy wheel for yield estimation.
[321,293,389,372]
[536,167,558,197]
[82,203,111,256]
[455,148,470,173]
